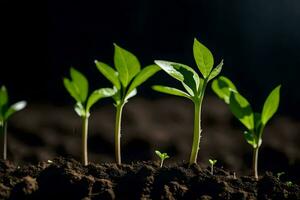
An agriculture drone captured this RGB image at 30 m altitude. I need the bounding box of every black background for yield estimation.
[1,0,300,118]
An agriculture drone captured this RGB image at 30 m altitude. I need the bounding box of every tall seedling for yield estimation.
[152,38,223,164]
[64,68,116,165]
[212,76,281,180]
[0,86,26,160]
[95,44,160,164]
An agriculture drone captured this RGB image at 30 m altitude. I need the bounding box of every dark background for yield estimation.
[1,0,300,118]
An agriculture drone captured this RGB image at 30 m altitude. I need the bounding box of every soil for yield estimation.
[0,157,299,200]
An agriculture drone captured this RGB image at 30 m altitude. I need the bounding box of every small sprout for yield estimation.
[212,76,281,180]
[95,44,160,164]
[47,160,53,164]
[209,159,217,175]
[63,68,116,165]
[286,181,293,187]
[0,85,27,160]
[276,172,285,180]
[153,38,223,165]
[155,150,170,167]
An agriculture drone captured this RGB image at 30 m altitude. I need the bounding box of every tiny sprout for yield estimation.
[286,181,293,187]
[209,159,217,175]
[95,44,160,164]
[63,68,116,165]
[155,150,170,167]
[153,38,223,165]
[276,172,285,180]
[212,76,281,180]
[0,85,27,160]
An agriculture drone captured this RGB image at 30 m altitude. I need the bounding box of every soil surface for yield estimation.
[0,157,299,200]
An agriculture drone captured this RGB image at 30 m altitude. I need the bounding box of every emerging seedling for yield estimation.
[63,68,116,165]
[155,150,170,167]
[209,159,217,175]
[95,44,160,164]
[212,76,281,180]
[0,86,27,160]
[152,38,223,165]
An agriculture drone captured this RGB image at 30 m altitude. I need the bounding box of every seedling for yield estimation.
[209,159,217,175]
[95,44,160,164]
[0,85,27,160]
[212,76,281,180]
[155,150,170,167]
[152,38,223,164]
[63,68,116,165]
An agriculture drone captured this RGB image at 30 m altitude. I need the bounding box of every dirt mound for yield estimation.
[0,157,299,200]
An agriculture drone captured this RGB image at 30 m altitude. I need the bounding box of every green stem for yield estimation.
[160,159,164,168]
[115,104,124,165]
[253,147,259,180]
[82,116,89,166]
[211,164,214,175]
[1,121,7,160]
[189,80,207,165]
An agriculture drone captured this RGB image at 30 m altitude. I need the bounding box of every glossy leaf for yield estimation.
[211,76,237,104]
[70,68,89,102]
[4,101,27,120]
[154,60,200,96]
[243,130,257,148]
[261,85,281,125]
[127,64,160,95]
[229,92,254,130]
[63,78,81,103]
[74,102,85,117]
[152,85,191,99]
[207,60,223,81]
[114,44,141,87]
[0,86,8,108]
[193,38,214,78]
[86,88,116,111]
[95,60,121,89]
[124,88,137,102]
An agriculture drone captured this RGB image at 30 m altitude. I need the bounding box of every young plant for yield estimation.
[63,68,116,166]
[152,38,223,165]
[95,44,160,164]
[208,159,217,175]
[155,150,170,167]
[212,76,281,180]
[0,86,27,160]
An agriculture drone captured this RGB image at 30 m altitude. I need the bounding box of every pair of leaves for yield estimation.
[95,44,160,105]
[209,159,217,165]
[155,150,170,160]
[0,86,27,122]
[211,76,281,148]
[152,38,223,102]
[63,68,116,117]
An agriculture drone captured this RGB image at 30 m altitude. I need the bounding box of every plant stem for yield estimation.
[189,80,207,165]
[211,164,214,175]
[253,147,259,180]
[115,104,124,165]
[0,121,7,160]
[160,159,164,168]
[82,116,89,166]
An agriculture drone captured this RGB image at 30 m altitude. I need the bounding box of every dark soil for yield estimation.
[0,157,299,200]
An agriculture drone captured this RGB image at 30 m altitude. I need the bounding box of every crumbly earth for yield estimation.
[0,157,299,200]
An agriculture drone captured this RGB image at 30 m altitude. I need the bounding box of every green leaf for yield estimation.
[152,85,191,100]
[86,88,116,111]
[207,60,223,81]
[193,38,214,78]
[229,92,254,130]
[4,101,27,120]
[0,86,8,108]
[211,76,237,104]
[261,85,281,125]
[209,159,217,165]
[155,150,162,157]
[70,68,89,102]
[154,60,200,96]
[114,44,141,87]
[127,64,160,95]
[95,60,121,89]
[243,130,257,148]
[63,78,82,103]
